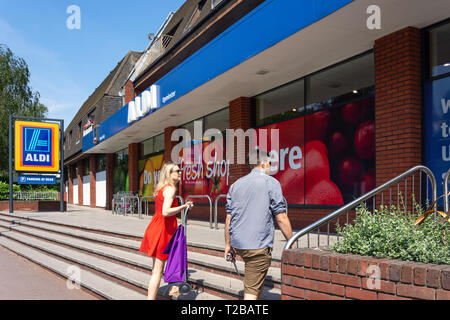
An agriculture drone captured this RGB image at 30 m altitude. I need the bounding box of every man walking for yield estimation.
[225,152,294,300]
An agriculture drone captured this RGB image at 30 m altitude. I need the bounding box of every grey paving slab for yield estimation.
[0,225,275,299]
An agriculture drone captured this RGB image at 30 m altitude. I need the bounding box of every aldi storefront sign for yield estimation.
[15,121,60,172]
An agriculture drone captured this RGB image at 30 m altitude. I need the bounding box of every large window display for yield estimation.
[424,19,450,207]
[178,108,230,203]
[255,52,375,206]
[113,148,129,194]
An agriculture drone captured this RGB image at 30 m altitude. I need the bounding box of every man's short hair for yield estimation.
[247,149,271,170]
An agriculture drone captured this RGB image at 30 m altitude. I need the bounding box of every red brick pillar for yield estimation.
[77,161,84,205]
[128,143,139,194]
[105,153,114,210]
[124,80,135,105]
[90,154,96,208]
[68,165,74,204]
[228,97,252,185]
[164,126,179,163]
[374,27,422,209]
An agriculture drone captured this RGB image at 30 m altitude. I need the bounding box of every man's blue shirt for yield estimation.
[226,168,286,250]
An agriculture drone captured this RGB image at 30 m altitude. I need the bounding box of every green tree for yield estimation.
[0,44,48,174]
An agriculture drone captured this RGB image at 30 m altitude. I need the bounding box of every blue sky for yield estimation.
[0,0,185,129]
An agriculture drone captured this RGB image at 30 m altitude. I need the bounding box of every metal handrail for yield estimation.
[214,195,227,230]
[113,194,141,217]
[140,195,185,221]
[141,196,156,219]
[185,195,213,229]
[444,169,450,212]
[285,165,437,250]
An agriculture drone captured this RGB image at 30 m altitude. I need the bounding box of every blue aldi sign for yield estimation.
[15,121,60,172]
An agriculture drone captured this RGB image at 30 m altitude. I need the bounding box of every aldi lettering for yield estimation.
[127,85,161,124]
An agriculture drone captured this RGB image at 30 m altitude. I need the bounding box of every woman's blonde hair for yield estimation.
[153,162,179,196]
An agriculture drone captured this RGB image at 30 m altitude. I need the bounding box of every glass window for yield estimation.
[181,119,203,145]
[307,53,374,106]
[83,158,90,176]
[154,133,165,153]
[429,21,450,78]
[256,79,305,126]
[114,148,129,193]
[142,138,154,157]
[204,108,229,138]
[97,155,106,172]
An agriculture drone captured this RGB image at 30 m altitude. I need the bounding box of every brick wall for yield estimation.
[0,201,67,212]
[124,80,135,105]
[77,160,84,205]
[282,249,450,300]
[374,27,422,190]
[68,164,74,204]
[228,97,252,185]
[164,126,179,163]
[90,154,97,208]
[128,143,139,193]
[105,153,114,210]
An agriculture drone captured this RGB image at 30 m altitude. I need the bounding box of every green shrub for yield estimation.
[0,181,21,200]
[332,204,450,265]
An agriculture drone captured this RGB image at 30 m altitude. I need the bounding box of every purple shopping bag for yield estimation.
[163,225,187,283]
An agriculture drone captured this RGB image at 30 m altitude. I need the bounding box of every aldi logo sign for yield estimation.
[15,121,60,172]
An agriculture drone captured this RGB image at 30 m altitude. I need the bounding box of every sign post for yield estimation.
[9,115,65,213]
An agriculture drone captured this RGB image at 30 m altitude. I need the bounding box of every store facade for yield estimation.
[65,0,450,229]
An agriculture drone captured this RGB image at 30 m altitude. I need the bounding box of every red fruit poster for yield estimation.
[256,96,375,206]
[180,139,229,204]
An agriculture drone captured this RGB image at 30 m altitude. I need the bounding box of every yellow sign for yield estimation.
[15,121,60,172]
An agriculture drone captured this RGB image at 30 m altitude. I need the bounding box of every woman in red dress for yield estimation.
[139,162,193,300]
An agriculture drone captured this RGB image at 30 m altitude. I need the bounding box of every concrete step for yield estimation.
[0,225,223,300]
[0,223,279,299]
[0,218,281,287]
[0,215,283,286]
[0,229,144,300]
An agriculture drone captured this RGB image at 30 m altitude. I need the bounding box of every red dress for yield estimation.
[139,185,178,261]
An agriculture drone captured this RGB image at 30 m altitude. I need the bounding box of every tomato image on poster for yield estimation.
[255,96,375,206]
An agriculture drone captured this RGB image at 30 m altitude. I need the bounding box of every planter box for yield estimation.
[282,248,450,300]
[0,201,66,212]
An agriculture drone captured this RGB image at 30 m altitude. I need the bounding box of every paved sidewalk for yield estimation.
[0,245,98,300]
[2,204,298,260]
